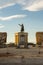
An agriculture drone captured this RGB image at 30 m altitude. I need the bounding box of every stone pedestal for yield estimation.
[15,32,28,48]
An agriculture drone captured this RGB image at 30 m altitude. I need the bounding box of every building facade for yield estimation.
[36,32,43,46]
[0,32,7,44]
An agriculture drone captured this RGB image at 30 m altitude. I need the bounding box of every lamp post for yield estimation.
[38,36,42,54]
[38,43,41,54]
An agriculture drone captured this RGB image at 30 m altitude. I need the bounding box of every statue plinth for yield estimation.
[15,32,28,48]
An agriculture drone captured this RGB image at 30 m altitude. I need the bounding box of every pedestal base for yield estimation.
[15,32,28,48]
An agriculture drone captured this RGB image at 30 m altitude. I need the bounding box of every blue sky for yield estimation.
[0,0,43,43]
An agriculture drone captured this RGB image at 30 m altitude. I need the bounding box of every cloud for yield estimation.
[23,0,43,11]
[0,0,24,9]
[0,24,5,28]
[0,3,15,9]
[0,0,43,11]
[0,15,26,21]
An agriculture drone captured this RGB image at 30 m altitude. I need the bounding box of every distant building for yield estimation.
[0,32,7,44]
[15,32,28,48]
[36,32,43,46]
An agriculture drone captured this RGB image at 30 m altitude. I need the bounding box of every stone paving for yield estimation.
[0,47,43,65]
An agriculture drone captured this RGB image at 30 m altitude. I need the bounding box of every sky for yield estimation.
[0,0,43,44]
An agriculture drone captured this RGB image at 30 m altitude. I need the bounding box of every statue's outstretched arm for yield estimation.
[18,24,22,26]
